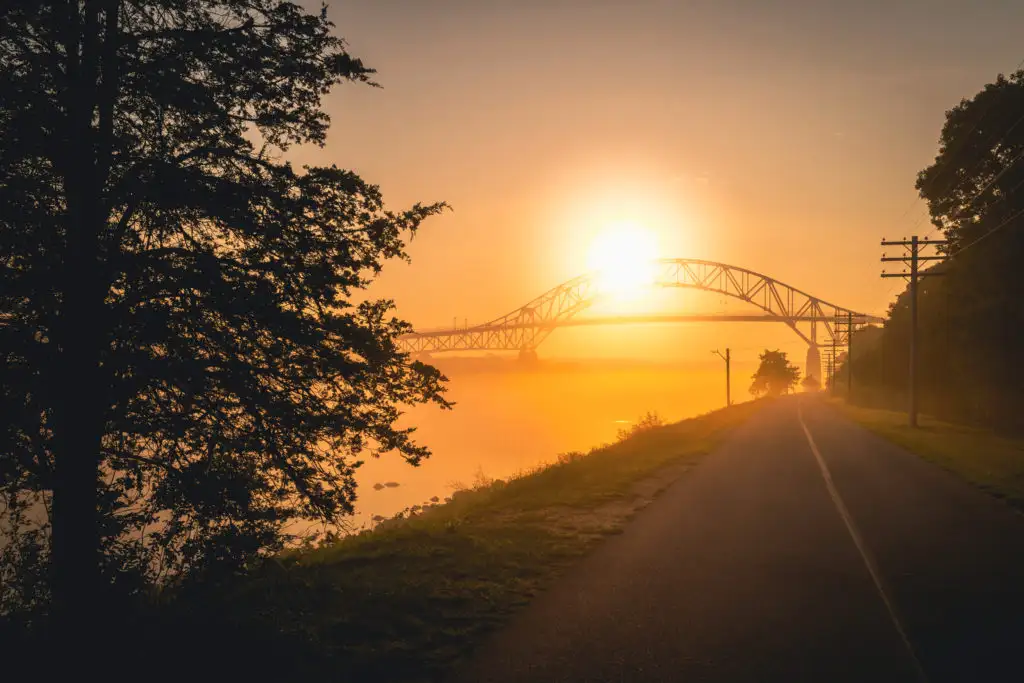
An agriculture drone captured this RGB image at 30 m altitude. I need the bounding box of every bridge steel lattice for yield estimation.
[398,259,883,381]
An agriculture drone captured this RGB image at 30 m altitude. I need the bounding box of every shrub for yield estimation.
[617,411,666,441]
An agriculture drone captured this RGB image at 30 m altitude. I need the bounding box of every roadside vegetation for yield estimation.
[750,349,801,397]
[62,400,760,682]
[835,70,1024,433]
[834,402,1024,510]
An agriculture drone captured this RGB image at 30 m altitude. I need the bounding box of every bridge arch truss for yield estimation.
[398,259,882,363]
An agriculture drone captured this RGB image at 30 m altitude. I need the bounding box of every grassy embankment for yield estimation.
[834,401,1024,510]
[177,400,762,682]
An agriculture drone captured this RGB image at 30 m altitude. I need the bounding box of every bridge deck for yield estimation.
[405,313,875,338]
[397,259,885,355]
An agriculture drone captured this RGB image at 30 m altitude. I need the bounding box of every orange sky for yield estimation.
[292,0,1024,362]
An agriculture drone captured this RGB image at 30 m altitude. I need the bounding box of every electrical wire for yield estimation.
[902,56,1024,236]
[915,146,1024,265]
[915,114,1024,239]
[946,203,1024,259]
[878,59,1024,308]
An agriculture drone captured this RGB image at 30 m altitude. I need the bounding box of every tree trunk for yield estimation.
[51,1,106,637]
[50,176,107,647]
[50,373,103,634]
[48,201,112,677]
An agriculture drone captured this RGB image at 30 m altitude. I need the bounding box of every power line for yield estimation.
[876,206,1024,430]
[880,236,948,428]
[882,57,1024,293]
[870,61,1024,425]
[947,204,1024,259]
[908,158,1024,268]
[880,100,1024,305]
[911,118,1024,236]
[901,56,1024,233]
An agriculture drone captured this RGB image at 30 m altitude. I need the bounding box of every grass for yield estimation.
[149,400,763,682]
[833,401,1024,510]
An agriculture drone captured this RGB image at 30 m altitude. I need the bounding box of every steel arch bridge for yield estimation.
[397,259,883,380]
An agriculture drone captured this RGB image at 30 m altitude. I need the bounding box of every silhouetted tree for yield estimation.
[853,71,1024,427]
[912,71,1024,429]
[749,350,800,397]
[0,0,448,636]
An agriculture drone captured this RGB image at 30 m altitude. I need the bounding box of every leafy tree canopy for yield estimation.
[850,70,1024,429]
[749,350,800,398]
[916,71,1024,252]
[0,0,449,627]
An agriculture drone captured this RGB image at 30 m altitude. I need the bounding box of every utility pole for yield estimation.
[881,235,946,427]
[847,311,854,397]
[713,348,731,407]
[830,336,836,395]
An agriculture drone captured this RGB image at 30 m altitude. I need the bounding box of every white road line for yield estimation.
[798,404,930,683]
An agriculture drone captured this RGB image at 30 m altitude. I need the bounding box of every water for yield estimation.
[352,357,729,526]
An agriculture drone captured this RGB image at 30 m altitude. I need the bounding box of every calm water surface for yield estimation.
[352,359,729,526]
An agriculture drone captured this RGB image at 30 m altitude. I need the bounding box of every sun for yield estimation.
[587,223,659,297]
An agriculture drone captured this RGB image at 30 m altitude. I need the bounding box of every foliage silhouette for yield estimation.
[846,71,1024,431]
[749,350,800,397]
[0,0,449,638]
[616,411,665,441]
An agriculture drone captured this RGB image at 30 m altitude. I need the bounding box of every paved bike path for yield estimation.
[452,398,1024,682]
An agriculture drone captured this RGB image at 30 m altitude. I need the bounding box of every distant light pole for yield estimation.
[713,348,731,407]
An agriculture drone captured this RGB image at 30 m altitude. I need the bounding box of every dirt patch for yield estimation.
[630,459,692,500]
[512,460,696,540]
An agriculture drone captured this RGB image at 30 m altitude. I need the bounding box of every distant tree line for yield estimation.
[839,71,1024,433]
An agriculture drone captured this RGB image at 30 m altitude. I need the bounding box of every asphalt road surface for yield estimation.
[453,397,1024,682]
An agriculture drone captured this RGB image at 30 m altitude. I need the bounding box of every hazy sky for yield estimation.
[293,0,1024,360]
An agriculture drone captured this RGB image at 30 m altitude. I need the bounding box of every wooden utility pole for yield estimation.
[713,348,731,407]
[847,311,854,396]
[881,235,946,427]
[830,336,836,395]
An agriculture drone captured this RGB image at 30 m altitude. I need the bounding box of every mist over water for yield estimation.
[352,357,733,525]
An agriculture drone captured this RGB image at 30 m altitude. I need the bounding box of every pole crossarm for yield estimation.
[398,258,884,354]
[879,235,949,428]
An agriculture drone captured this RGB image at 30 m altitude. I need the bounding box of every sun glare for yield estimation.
[587,223,659,298]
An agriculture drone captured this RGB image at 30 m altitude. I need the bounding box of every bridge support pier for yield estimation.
[518,348,538,363]
[805,345,821,387]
